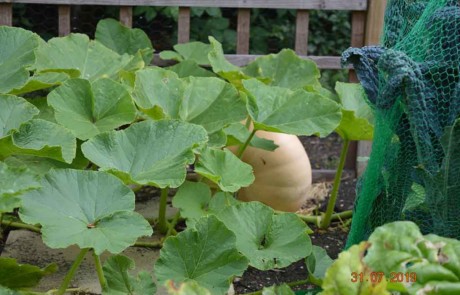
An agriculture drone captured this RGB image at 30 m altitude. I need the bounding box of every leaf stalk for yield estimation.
[93,252,108,291]
[157,187,169,234]
[57,248,90,295]
[237,129,257,158]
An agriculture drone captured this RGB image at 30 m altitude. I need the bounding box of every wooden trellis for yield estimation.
[0,0,386,181]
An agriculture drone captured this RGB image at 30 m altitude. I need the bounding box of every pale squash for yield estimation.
[228,131,312,212]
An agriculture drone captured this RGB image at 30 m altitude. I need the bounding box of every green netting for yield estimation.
[344,0,460,247]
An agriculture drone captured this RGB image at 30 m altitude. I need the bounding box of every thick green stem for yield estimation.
[165,212,180,238]
[1,220,41,233]
[93,252,107,291]
[157,188,169,234]
[237,129,256,158]
[133,241,163,248]
[57,248,89,295]
[320,139,350,229]
[296,210,353,225]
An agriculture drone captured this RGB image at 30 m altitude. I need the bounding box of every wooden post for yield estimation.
[58,5,71,36]
[119,6,133,28]
[295,10,309,55]
[177,6,190,43]
[236,8,250,54]
[0,3,12,26]
[355,0,387,176]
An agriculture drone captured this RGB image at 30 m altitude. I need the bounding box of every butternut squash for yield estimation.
[228,131,312,212]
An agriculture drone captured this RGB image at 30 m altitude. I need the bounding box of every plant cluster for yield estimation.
[0,19,384,295]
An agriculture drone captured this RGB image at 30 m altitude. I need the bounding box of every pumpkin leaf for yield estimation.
[172,41,212,65]
[134,68,247,134]
[34,33,134,81]
[243,49,321,89]
[82,120,208,188]
[335,82,374,141]
[172,181,211,221]
[165,280,212,295]
[9,72,69,95]
[27,97,56,123]
[243,79,342,136]
[0,161,41,213]
[224,122,278,151]
[0,119,76,163]
[167,60,216,78]
[154,215,248,295]
[159,50,183,62]
[0,257,57,290]
[102,254,156,295]
[306,246,334,283]
[217,202,312,270]
[261,284,295,295]
[0,95,39,138]
[0,26,41,94]
[95,18,154,65]
[19,169,152,255]
[48,78,136,140]
[208,192,239,213]
[195,148,254,192]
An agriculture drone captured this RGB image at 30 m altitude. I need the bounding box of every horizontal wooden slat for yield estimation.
[0,0,367,10]
[153,54,349,70]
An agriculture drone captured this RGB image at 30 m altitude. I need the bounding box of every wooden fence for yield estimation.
[0,0,386,181]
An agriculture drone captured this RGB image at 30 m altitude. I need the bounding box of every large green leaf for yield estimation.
[0,162,41,213]
[306,246,334,284]
[0,119,76,163]
[0,95,39,138]
[194,148,254,192]
[102,255,156,295]
[167,60,217,78]
[243,79,342,136]
[0,27,41,94]
[320,242,390,295]
[154,215,248,294]
[163,41,211,65]
[82,120,208,188]
[243,49,320,89]
[9,72,69,96]
[134,67,247,134]
[95,18,154,65]
[19,169,152,254]
[334,82,374,141]
[34,34,135,81]
[165,280,212,295]
[48,78,136,140]
[172,181,211,221]
[217,202,312,270]
[0,257,56,290]
[224,122,278,151]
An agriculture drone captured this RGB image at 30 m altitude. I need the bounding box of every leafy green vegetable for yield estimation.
[160,41,211,65]
[102,254,156,295]
[0,95,39,138]
[0,26,41,94]
[261,284,295,295]
[165,280,212,295]
[34,34,139,81]
[48,78,136,140]
[167,60,216,78]
[306,246,334,284]
[95,18,154,65]
[0,119,76,163]
[217,202,312,270]
[334,82,374,141]
[19,169,152,254]
[134,67,246,134]
[195,148,254,192]
[9,72,69,95]
[320,242,390,295]
[0,161,41,213]
[172,181,211,222]
[243,49,321,89]
[82,120,208,188]
[224,122,278,151]
[0,257,57,290]
[155,215,248,294]
[243,79,342,136]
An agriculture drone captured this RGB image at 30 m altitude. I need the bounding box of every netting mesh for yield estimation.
[344,0,460,247]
